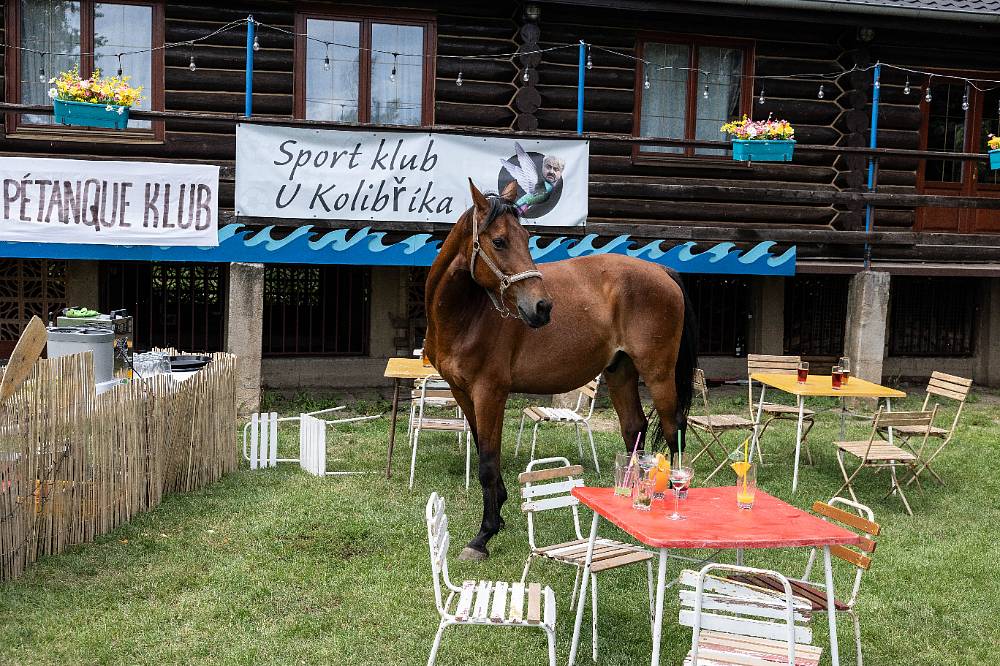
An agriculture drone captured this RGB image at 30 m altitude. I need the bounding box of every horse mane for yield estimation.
[467,192,521,233]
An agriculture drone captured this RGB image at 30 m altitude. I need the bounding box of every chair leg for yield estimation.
[590,573,599,663]
[570,565,581,610]
[409,427,421,491]
[801,418,816,465]
[585,424,600,474]
[890,463,913,516]
[834,450,862,505]
[575,424,584,461]
[851,610,864,666]
[546,626,557,666]
[530,423,541,463]
[516,413,526,456]
[521,554,534,585]
[427,620,448,666]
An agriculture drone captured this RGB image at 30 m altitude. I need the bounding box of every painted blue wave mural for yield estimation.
[0,224,795,275]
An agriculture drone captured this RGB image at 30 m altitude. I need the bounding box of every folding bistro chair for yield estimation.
[877,371,971,487]
[679,564,822,666]
[729,498,881,666]
[519,457,654,662]
[516,376,602,473]
[834,407,938,516]
[688,369,755,482]
[747,354,817,464]
[409,375,472,491]
[425,493,557,666]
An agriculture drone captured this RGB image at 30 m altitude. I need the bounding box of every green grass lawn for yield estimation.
[1,385,998,665]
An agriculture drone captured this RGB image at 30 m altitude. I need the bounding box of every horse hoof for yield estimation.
[459,546,489,562]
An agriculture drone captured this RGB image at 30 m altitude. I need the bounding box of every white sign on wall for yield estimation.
[0,157,219,246]
[235,123,589,227]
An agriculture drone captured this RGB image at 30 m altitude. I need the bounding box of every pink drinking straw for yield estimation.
[624,431,643,487]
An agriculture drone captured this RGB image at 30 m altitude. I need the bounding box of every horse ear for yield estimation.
[468,178,489,215]
[500,179,519,203]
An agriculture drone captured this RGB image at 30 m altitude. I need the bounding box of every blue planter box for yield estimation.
[732,139,795,162]
[53,99,129,130]
[990,149,1000,170]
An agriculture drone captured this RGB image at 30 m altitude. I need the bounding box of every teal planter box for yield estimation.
[990,149,1000,170]
[732,139,795,162]
[53,99,129,130]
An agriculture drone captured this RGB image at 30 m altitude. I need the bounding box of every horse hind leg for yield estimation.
[604,352,648,452]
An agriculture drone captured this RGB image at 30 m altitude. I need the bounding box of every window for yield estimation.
[5,0,163,136]
[263,265,370,356]
[889,277,978,357]
[784,276,848,358]
[682,275,751,355]
[0,259,66,359]
[634,35,752,158]
[294,11,434,125]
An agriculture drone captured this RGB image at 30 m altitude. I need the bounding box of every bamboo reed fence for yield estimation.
[0,352,237,582]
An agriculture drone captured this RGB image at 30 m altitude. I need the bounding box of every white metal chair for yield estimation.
[729,498,880,666]
[515,377,602,473]
[748,354,817,464]
[425,493,557,666]
[519,457,654,662]
[679,564,821,666]
[410,375,472,491]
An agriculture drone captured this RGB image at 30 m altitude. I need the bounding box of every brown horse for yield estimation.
[424,180,697,560]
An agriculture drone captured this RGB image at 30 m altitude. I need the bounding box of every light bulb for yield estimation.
[758,88,765,105]
[253,35,259,52]
[188,55,197,72]
[38,67,46,83]
[586,46,592,70]
[643,72,650,90]
[523,68,530,83]
[925,88,932,103]
[703,84,709,99]
[323,55,330,71]
[390,66,396,83]
[818,84,825,99]
[904,77,911,95]
[456,71,463,86]
[962,95,970,112]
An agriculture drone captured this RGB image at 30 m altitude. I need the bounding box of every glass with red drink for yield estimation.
[831,365,843,389]
[797,361,809,384]
[839,357,851,384]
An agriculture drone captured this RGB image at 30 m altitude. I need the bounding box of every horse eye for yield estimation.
[492,238,506,250]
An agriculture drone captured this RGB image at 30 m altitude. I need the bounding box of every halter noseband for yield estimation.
[469,206,543,319]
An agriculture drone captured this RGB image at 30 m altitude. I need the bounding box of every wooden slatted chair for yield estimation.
[688,369,755,482]
[425,493,557,666]
[729,498,880,666]
[834,407,938,516]
[679,564,821,666]
[409,375,472,491]
[515,376,602,473]
[747,354,817,464]
[519,457,654,663]
[877,371,972,487]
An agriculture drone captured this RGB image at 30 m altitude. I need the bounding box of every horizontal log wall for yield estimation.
[2,1,1000,262]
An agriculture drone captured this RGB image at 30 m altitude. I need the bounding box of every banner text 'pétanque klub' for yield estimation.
[235,123,589,227]
[0,157,219,246]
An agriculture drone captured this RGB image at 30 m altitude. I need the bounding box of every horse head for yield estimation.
[466,179,553,328]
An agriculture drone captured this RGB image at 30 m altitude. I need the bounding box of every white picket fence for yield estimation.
[241,406,381,476]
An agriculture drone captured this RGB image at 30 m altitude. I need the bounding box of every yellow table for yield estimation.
[750,373,906,492]
[384,358,440,478]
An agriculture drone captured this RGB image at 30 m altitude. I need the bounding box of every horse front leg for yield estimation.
[458,387,509,562]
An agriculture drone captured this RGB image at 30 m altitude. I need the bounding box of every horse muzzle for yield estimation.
[519,298,553,328]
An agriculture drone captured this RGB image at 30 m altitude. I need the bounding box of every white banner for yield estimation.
[0,157,219,246]
[236,124,588,226]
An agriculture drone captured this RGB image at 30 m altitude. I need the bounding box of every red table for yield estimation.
[567,486,863,666]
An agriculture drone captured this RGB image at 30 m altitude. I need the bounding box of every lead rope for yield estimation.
[469,209,543,319]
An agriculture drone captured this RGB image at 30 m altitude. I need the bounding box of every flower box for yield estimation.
[53,98,129,130]
[732,139,795,162]
[990,149,1000,170]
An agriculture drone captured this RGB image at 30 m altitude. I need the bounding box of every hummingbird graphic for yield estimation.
[500,142,554,215]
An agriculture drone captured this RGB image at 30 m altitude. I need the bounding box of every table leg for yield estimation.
[568,512,600,666]
[649,548,668,666]
[839,396,847,440]
[750,385,767,463]
[735,547,744,567]
[885,398,894,447]
[823,546,841,666]
[792,396,805,494]
[385,378,400,478]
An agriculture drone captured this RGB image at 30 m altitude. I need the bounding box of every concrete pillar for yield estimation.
[65,260,100,310]
[751,276,785,355]
[369,267,402,359]
[976,278,1000,387]
[225,262,264,415]
[843,271,890,384]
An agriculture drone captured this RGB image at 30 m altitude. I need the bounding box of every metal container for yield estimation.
[56,312,133,378]
[47,327,115,384]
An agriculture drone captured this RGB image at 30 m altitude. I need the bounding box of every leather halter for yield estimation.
[469,206,543,319]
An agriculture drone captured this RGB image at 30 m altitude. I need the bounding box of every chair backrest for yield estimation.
[864,406,939,457]
[923,371,973,437]
[679,564,815,666]
[803,497,879,609]
[747,354,801,412]
[426,492,454,617]
[574,376,601,419]
[518,457,585,550]
[692,368,710,413]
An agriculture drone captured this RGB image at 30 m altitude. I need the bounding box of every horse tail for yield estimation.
[650,269,698,454]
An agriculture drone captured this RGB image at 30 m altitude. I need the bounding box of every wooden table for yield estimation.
[750,373,906,493]
[568,486,863,666]
[383,357,439,478]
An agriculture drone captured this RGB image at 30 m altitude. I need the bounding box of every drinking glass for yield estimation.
[839,357,851,385]
[614,453,632,497]
[831,365,843,390]
[667,459,693,521]
[797,361,809,384]
[736,462,757,510]
[632,476,654,511]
